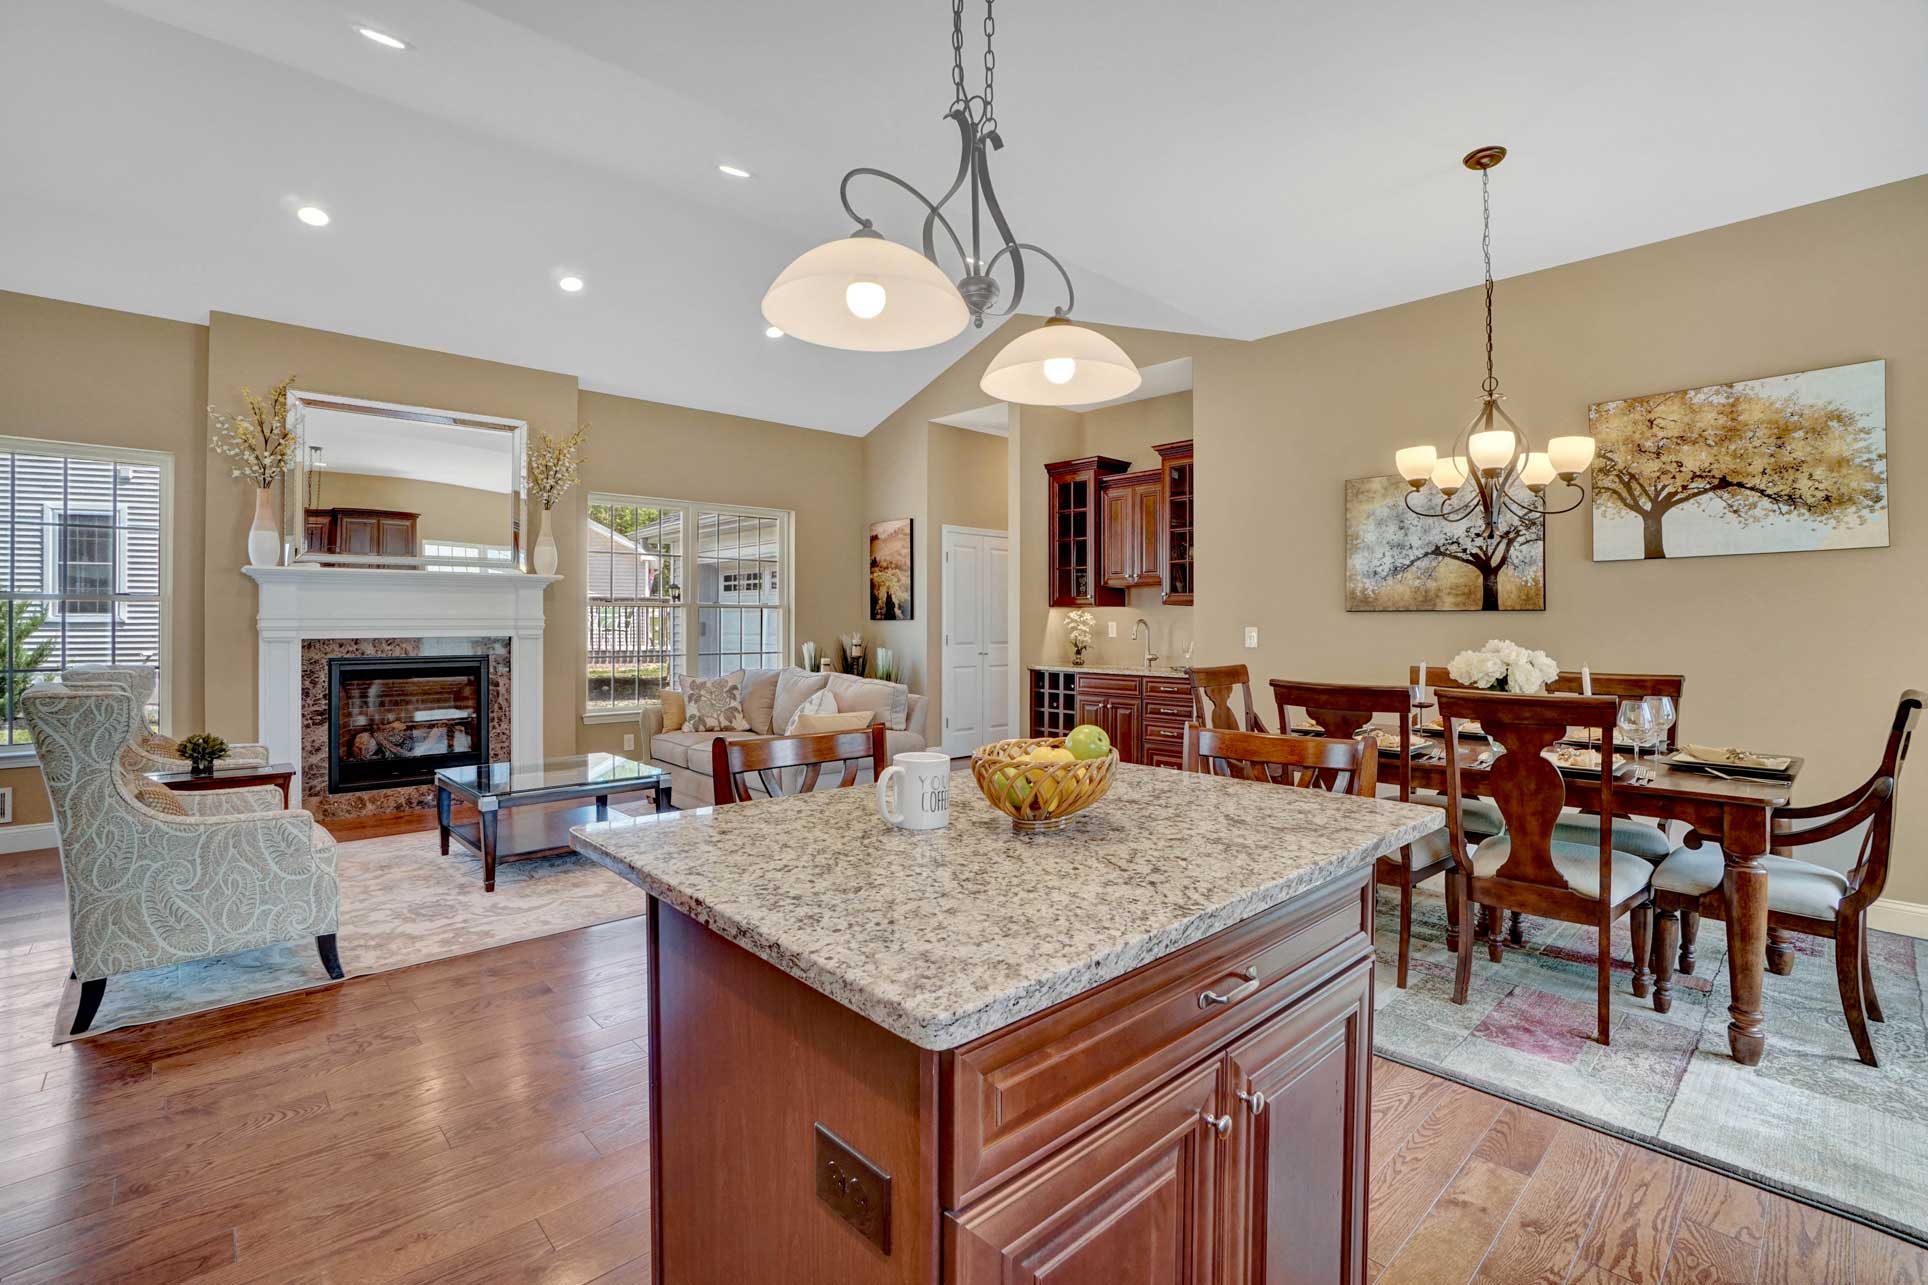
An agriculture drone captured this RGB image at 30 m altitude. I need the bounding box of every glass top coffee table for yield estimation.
[435,753,672,892]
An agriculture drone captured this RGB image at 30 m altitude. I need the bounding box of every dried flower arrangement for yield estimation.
[527,426,588,511]
[209,377,300,490]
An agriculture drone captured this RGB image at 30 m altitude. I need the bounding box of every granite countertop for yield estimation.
[570,765,1441,1051]
[1030,663,1191,678]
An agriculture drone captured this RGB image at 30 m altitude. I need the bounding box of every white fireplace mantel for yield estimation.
[244,566,560,796]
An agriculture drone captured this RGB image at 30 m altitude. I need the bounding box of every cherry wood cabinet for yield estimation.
[304,507,419,560]
[1155,439,1195,605]
[1045,456,1131,607]
[1036,669,1189,769]
[1075,675,1144,766]
[1100,469,1163,590]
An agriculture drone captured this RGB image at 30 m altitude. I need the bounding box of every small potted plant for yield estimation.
[1064,610,1095,666]
[176,732,230,777]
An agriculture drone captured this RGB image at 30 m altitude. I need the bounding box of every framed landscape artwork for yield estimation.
[1344,476,1545,612]
[1590,359,1888,562]
[869,518,913,620]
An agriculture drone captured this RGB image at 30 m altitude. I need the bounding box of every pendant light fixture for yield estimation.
[762,0,1140,405]
[1393,147,1594,532]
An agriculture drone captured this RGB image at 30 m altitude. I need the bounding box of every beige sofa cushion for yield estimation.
[650,728,760,772]
[827,672,909,731]
[659,689,687,733]
[772,668,831,735]
[791,710,875,735]
[683,672,748,732]
[740,668,781,735]
[783,687,838,733]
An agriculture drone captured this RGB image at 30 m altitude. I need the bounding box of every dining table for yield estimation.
[1372,727,1803,1066]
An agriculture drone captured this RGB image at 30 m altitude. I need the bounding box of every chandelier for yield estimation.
[761,0,1141,407]
[1393,146,1594,532]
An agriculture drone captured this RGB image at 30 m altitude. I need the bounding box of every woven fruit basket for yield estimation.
[970,736,1118,832]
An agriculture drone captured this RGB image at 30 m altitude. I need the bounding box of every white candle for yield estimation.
[1416,663,1429,710]
[1581,665,1592,696]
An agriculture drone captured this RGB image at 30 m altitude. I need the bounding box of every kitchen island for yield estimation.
[571,763,1442,1284]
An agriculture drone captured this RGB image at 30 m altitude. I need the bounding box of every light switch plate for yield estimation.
[622,733,635,751]
[1244,626,1259,648]
[1107,621,1117,638]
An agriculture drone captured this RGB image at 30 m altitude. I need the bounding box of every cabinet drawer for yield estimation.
[943,871,1371,1206]
[1144,698,1193,725]
[1144,677,1192,700]
[1142,721,1185,748]
[1074,674,1143,698]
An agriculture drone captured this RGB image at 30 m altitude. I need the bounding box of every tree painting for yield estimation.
[1590,360,1887,562]
[1345,477,1545,612]
[869,518,912,621]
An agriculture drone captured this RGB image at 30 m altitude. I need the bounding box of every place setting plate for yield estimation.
[1660,749,1798,781]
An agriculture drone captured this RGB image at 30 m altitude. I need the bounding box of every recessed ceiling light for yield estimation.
[295,205,331,227]
[357,26,408,50]
[558,276,585,293]
[717,164,752,179]
[764,325,784,339]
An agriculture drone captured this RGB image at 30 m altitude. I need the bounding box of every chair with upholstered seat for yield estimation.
[1439,689,1655,1046]
[711,723,889,804]
[60,665,271,774]
[1406,665,1507,847]
[1189,664,1269,733]
[1647,690,1919,1066]
[23,683,341,1035]
[1543,670,1684,865]
[1271,678,1460,988]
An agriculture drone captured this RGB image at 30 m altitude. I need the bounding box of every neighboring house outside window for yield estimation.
[0,438,171,748]
[585,493,791,715]
[421,540,515,571]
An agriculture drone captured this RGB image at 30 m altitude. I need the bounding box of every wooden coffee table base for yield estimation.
[438,785,672,892]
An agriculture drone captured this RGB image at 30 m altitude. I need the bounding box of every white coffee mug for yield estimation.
[876,751,951,831]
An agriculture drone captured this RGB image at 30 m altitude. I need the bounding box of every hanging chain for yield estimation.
[948,0,996,133]
[950,0,967,112]
[981,0,997,136]
[1481,168,1497,396]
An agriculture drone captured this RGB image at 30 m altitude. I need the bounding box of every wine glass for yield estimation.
[1644,696,1677,763]
[1616,699,1656,778]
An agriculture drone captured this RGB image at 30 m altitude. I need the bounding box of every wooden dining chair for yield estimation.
[1183,723,1376,797]
[1439,689,1656,1046]
[1189,664,1270,733]
[1271,679,1460,988]
[1647,690,1920,1066]
[711,723,888,805]
[1404,665,1506,847]
[1544,671,1685,869]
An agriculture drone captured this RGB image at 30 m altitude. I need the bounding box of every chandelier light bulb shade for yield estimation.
[980,318,1141,406]
[761,233,968,352]
[1547,435,1597,479]
[1395,445,1438,487]
[1430,455,1471,496]
[1468,428,1517,474]
[1520,451,1557,490]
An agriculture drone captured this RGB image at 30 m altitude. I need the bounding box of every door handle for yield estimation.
[1198,967,1260,1009]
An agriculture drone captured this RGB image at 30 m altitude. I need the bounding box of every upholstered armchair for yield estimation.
[22,683,340,1035]
[59,665,271,773]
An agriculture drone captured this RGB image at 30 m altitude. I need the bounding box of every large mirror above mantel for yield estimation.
[287,391,527,570]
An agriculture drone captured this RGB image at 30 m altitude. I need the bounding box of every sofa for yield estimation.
[640,667,929,807]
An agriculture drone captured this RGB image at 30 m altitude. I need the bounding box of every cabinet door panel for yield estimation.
[1101,486,1134,589]
[376,515,417,557]
[1134,481,1162,587]
[335,515,379,555]
[948,1060,1219,1285]
[1220,961,1372,1285]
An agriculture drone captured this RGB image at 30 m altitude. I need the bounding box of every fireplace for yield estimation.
[327,656,491,793]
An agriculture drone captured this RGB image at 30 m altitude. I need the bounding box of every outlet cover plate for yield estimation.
[815,1124,891,1253]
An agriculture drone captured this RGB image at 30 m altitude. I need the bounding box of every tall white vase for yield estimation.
[532,508,559,576]
[246,488,280,568]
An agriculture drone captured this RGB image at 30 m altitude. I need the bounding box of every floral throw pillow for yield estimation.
[682,674,749,733]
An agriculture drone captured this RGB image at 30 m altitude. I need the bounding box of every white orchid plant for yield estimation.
[1447,639,1559,695]
[1064,610,1095,663]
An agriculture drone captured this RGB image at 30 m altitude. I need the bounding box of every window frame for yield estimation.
[0,435,173,762]
[582,491,794,722]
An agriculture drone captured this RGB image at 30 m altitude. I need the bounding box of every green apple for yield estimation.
[1065,724,1112,761]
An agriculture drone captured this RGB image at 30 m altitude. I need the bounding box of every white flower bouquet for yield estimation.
[1448,639,1559,695]
[1064,610,1095,665]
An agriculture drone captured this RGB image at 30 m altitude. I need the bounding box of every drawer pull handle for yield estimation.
[1198,967,1260,1009]
[1237,1088,1267,1116]
[1205,1113,1234,1137]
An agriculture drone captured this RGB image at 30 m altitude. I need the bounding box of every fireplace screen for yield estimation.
[327,657,491,792]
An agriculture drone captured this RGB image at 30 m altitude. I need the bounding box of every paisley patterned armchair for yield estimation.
[59,665,271,774]
[22,683,340,1035]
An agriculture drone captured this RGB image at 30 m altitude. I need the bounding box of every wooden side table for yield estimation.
[145,762,299,809]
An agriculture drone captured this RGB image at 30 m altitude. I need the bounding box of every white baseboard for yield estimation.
[1870,898,1928,941]
[0,822,57,855]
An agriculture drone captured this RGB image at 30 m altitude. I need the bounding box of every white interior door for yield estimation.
[942,527,1011,757]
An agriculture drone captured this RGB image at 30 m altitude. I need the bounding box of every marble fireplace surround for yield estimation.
[244,567,558,807]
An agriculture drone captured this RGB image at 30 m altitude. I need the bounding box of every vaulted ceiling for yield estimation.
[4,1,1924,434]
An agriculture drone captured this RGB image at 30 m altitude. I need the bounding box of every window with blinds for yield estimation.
[0,439,171,746]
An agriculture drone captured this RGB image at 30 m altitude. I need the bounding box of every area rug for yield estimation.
[1371,889,1928,1246]
[51,827,649,1044]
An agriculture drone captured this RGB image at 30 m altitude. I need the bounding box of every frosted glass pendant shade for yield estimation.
[1431,455,1470,495]
[1520,451,1557,489]
[1468,429,1516,473]
[762,232,969,352]
[980,317,1141,406]
[1395,445,1438,486]
[1547,435,1597,478]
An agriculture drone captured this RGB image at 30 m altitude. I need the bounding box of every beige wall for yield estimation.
[307,472,511,549]
[0,291,211,830]
[572,390,866,758]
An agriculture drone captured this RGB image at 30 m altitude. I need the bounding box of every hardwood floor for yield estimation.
[1,845,1921,1283]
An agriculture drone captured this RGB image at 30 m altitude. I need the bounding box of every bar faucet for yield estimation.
[1132,618,1157,670]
